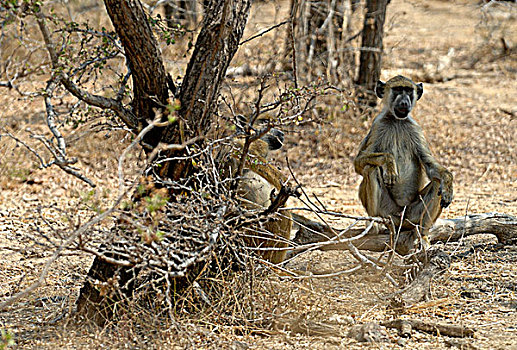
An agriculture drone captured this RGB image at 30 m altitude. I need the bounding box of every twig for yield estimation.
[118,119,159,193]
[285,159,396,285]
[286,207,388,223]
[240,20,289,45]
[36,11,137,130]
[262,185,293,216]
[0,132,47,168]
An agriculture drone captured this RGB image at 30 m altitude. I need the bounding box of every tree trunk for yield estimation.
[76,0,251,324]
[104,0,171,149]
[159,0,251,181]
[356,0,388,103]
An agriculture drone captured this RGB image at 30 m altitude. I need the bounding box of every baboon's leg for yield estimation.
[264,214,292,264]
[403,179,443,247]
[359,165,401,218]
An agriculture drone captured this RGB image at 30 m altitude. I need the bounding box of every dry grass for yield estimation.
[0,0,516,349]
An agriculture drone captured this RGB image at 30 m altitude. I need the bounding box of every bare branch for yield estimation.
[43,79,66,156]
[240,20,289,45]
[35,11,137,130]
[0,132,47,168]
[0,192,127,311]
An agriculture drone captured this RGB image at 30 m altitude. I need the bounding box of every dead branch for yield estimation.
[430,213,517,244]
[388,249,451,306]
[274,315,340,337]
[262,185,294,216]
[382,318,475,338]
[294,213,517,255]
[240,20,289,46]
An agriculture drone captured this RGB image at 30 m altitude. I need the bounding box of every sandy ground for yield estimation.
[1,0,516,348]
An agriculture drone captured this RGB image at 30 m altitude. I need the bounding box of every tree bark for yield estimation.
[76,0,173,323]
[356,0,388,101]
[104,0,171,149]
[159,0,251,181]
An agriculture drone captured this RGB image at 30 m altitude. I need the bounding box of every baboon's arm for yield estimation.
[354,152,396,175]
[416,132,454,207]
[416,133,447,181]
[354,130,397,178]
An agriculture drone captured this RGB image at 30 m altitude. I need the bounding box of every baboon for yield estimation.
[354,75,453,250]
[219,117,292,264]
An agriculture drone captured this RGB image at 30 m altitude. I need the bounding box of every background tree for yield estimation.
[289,0,389,107]
[289,0,362,84]
[356,0,389,105]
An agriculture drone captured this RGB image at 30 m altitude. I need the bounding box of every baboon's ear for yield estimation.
[375,80,386,99]
[416,83,424,100]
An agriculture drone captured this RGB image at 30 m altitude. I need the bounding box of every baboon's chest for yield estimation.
[375,125,418,164]
[375,125,423,204]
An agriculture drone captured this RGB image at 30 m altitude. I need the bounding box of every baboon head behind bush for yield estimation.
[218,116,292,264]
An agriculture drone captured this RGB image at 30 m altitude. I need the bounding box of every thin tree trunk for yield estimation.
[356,0,388,101]
[104,0,171,149]
[288,0,358,84]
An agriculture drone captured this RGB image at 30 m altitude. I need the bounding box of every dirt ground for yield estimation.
[1,0,516,349]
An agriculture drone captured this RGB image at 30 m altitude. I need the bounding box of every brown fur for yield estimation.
[222,134,292,264]
[354,76,453,249]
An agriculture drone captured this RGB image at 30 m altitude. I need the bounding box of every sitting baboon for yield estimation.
[219,116,292,264]
[354,75,453,250]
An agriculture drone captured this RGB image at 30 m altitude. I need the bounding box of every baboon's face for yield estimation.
[262,128,284,151]
[375,76,424,120]
[389,85,418,119]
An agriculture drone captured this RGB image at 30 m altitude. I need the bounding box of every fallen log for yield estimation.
[292,213,517,255]
[382,318,475,338]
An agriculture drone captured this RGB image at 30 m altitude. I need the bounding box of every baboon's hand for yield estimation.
[382,154,399,186]
[439,170,454,208]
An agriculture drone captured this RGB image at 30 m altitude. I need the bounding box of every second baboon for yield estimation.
[218,117,292,264]
[354,75,453,250]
